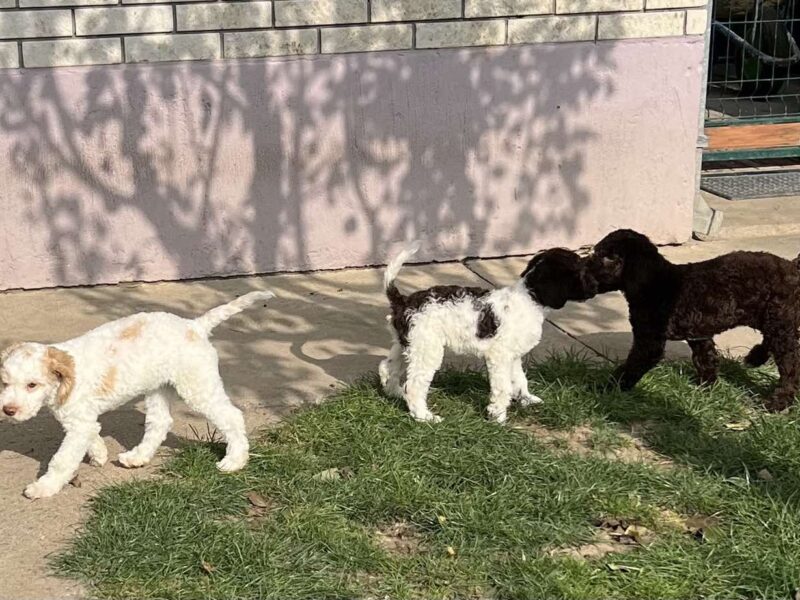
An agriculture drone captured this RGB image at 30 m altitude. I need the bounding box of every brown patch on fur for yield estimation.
[95,366,117,397]
[119,320,144,341]
[185,329,200,342]
[45,347,75,406]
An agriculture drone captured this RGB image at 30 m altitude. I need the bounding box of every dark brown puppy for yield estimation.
[587,229,800,411]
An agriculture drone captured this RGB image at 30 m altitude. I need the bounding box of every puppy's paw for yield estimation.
[486,404,508,424]
[118,450,150,469]
[744,343,770,368]
[24,479,62,499]
[605,369,636,392]
[412,411,442,424]
[88,446,108,467]
[89,454,107,468]
[217,454,248,473]
[378,360,391,387]
[763,393,793,413]
[379,363,404,398]
[695,373,718,388]
[518,393,544,407]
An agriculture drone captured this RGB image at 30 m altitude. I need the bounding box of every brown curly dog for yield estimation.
[586,229,800,411]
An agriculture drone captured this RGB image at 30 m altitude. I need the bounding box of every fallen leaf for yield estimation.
[684,514,718,543]
[595,517,626,530]
[623,525,653,545]
[609,534,638,545]
[724,421,751,431]
[757,468,774,481]
[313,468,341,481]
[607,563,643,573]
[200,561,215,574]
[69,475,81,488]
[247,491,269,508]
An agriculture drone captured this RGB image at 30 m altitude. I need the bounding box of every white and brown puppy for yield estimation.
[0,291,273,499]
[379,243,597,424]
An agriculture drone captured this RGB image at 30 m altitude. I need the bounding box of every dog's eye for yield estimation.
[26,382,38,391]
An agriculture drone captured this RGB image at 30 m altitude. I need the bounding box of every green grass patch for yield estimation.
[56,355,800,599]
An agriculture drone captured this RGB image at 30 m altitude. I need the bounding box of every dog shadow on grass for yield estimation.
[0,405,184,478]
[417,355,800,507]
[533,356,800,506]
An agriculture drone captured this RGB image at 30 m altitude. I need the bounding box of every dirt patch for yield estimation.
[549,517,655,561]
[515,421,674,469]
[375,521,422,556]
[244,490,276,522]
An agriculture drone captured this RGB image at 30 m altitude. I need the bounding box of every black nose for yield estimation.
[3,405,17,416]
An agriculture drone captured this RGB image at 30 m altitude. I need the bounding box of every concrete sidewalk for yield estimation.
[1,234,797,599]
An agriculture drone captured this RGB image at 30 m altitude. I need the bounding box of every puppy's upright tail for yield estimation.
[384,240,421,305]
[194,291,275,335]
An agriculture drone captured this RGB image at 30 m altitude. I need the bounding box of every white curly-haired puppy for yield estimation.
[379,243,597,424]
[0,291,273,499]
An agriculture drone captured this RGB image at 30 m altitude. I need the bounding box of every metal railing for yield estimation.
[706,0,800,126]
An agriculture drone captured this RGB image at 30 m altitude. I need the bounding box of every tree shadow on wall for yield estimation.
[0,44,616,421]
[0,43,615,290]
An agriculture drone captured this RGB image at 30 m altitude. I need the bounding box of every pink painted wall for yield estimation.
[0,38,705,290]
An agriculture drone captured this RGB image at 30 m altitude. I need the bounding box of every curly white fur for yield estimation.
[379,244,545,424]
[0,291,273,499]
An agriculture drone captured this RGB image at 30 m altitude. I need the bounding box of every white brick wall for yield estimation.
[0,10,72,39]
[322,24,412,54]
[126,32,220,62]
[598,10,685,39]
[466,0,553,18]
[371,0,461,22]
[0,0,710,69]
[417,20,506,49]
[224,28,318,58]
[0,42,19,68]
[557,0,643,13]
[122,0,197,4]
[275,0,367,27]
[646,0,707,8]
[23,38,121,67]
[177,2,272,32]
[685,7,709,35]
[21,0,116,7]
[76,6,173,36]
[509,15,596,44]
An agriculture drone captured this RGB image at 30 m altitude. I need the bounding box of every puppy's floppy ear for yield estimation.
[526,268,569,309]
[520,253,543,278]
[44,347,75,406]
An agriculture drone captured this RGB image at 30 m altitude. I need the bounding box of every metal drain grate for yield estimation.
[701,170,800,200]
